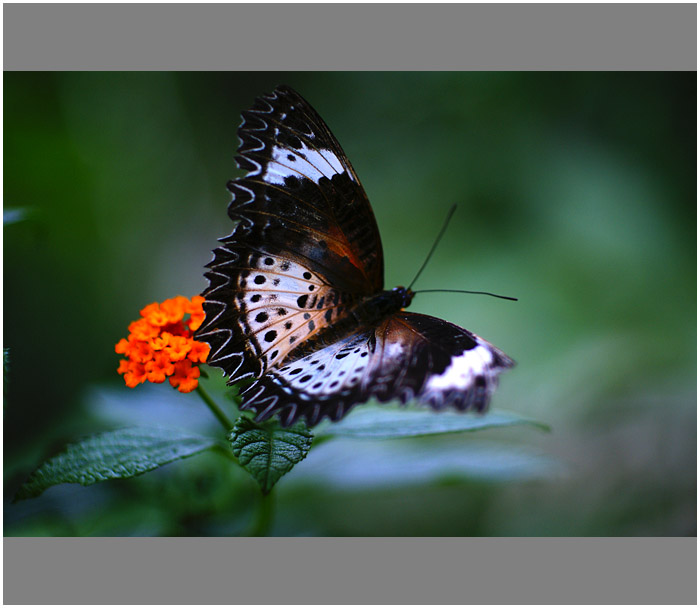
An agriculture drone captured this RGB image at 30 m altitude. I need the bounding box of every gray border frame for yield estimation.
[3,2,697,605]
[3,3,697,70]
[3,538,697,604]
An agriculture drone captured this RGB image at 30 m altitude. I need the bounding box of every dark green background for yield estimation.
[4,72,695,536]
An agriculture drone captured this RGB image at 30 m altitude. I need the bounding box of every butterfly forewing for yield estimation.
[233,85,383,291]
[198,86,384,383]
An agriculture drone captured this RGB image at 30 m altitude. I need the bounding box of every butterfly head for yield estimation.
[391,286,415,310]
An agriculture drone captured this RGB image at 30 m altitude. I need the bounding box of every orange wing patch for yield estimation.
[233,251,354,370]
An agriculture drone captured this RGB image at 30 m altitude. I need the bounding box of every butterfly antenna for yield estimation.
[413,289,518,302]
[407,204,457,290]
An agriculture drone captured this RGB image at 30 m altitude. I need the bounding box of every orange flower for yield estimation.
[131,339,154,364]
[150,331,171,351]
[146,309,170,327]
[139,302,161,318]
[115,295,210,393]
[163,322,188,338]
[188,340,210,364]
[128,318,159,341]
[123,361,147,388]
[169,360,201,393]
[145,351,175,383]
[186,295,206,331]
[161,296,189,324]
[115,338,131,355]
[166,335,191,362]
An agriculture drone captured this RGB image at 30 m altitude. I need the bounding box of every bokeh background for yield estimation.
[4,72,695,536]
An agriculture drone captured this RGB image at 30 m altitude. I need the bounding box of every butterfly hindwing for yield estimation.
[382,312,515,411]
[240,312,515,426]
[241,328,375,425]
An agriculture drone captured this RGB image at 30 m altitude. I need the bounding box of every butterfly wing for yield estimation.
[198,86,384,383]
[233,85,383,291]
[240,312,515,426]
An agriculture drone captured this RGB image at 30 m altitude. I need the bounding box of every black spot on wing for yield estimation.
[236,312,515,426]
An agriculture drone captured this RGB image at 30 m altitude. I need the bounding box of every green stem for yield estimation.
[247,489,275,536]
[196,384,233,431]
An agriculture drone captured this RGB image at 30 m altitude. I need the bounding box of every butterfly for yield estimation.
[196,85,515,427]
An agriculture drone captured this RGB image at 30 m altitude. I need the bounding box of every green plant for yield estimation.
[13,292,547,534]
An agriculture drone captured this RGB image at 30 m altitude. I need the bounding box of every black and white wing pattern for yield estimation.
[197,86,384,385]
[240,312,514,426]
[198,85,515,427]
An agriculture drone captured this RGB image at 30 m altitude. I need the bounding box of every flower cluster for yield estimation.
[115,295,210,393]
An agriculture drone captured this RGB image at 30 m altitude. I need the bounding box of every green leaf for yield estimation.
[229,417,313,494]
[315,406,550,440]
[293,439,565,489]
[14,427,220,501]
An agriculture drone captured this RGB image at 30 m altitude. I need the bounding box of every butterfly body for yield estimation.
[331,286,414,335]
[198,86,514,426]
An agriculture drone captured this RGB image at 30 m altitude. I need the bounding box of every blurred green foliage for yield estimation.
[4,72,695,536]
